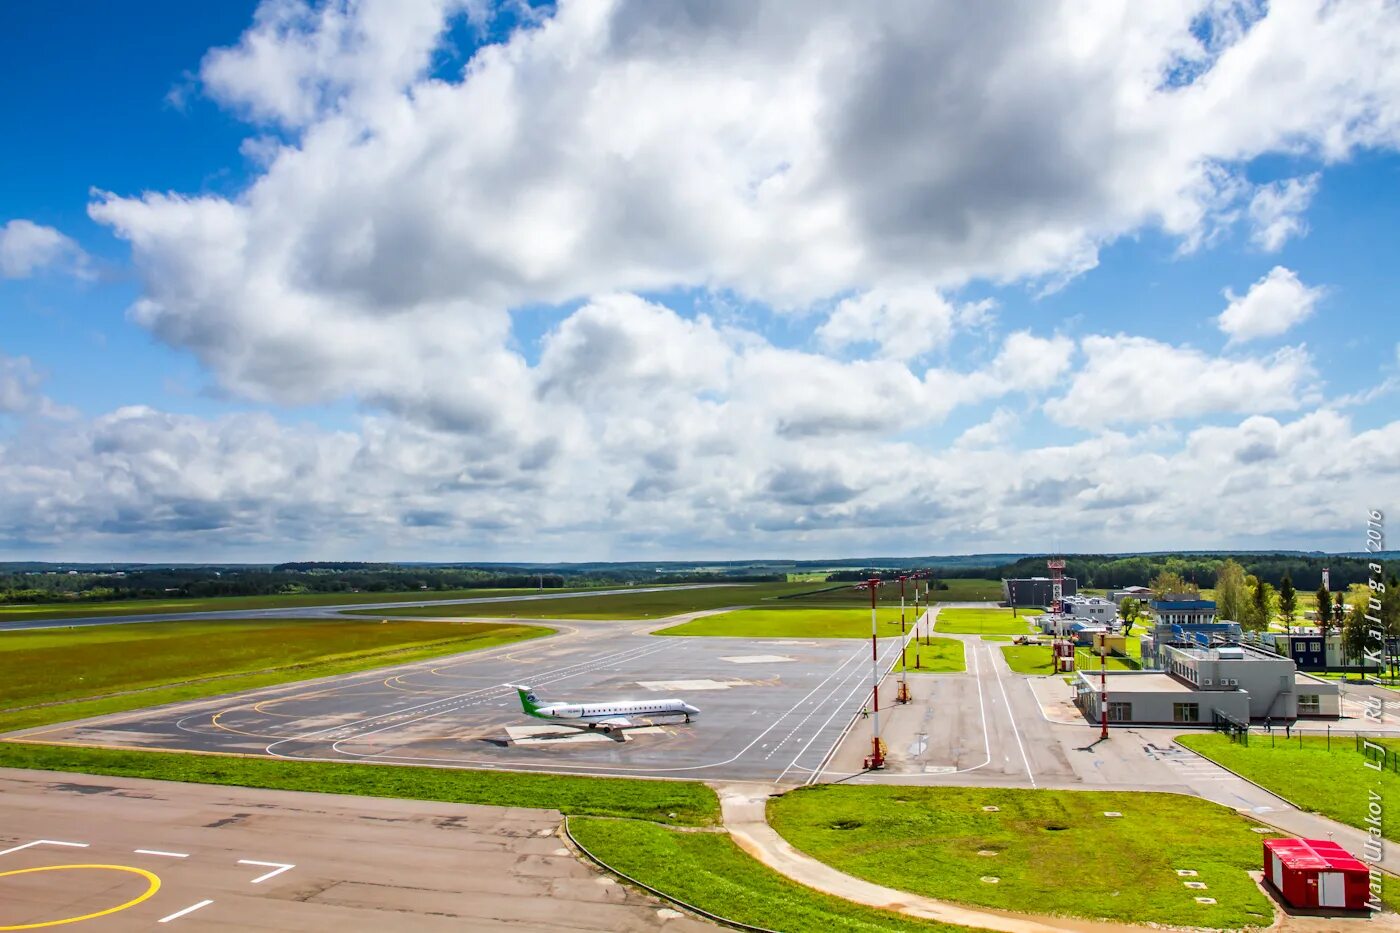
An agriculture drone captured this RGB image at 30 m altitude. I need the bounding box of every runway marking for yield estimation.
[988,641,1037,788]
[0,839,87,856]
[158,900,213,923]
[0,864,160,930]
[238,859,295,883]
[774,639,891,779]
[134,849,189,858]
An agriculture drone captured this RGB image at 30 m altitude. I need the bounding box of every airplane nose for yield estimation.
[683,703,700,715]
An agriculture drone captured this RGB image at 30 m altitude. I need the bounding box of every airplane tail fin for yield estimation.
[508,684,542,715]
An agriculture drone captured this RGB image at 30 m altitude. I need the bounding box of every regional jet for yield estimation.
[508,684,699,733]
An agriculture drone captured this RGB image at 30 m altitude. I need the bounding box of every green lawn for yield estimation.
[0,587,595,621]
[657,607,886,638]
[898,637,966,673]
[768,785,1277,930]
[0,743,719,826]
[999,645,1139,675]
[934,608,1039,635]
[981,635,1013,641]
[354,582,816,620]
[568,817,968,932]
[1178,733,1400,841]
[929,579,1004,602]
[0,618,547,733]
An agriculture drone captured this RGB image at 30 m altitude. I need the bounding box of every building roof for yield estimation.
[1077,672,1200,694]
[1151,599,1217,610]
[1265,838,1368,873]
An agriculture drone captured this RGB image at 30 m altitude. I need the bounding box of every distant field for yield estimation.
[999,645,1138,675]
[929,578,1003,601]
[934,608,1039,635]
[354,582,819,620]
[0,586,592,621]
[657,607,882,638]
[898,637,965,672]
[1179,733,1400,841]
[0,618,546,733]
[768,785,1277,929]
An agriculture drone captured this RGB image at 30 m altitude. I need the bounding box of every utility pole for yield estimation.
[913,572,922,669]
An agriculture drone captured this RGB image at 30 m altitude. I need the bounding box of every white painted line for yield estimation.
[159,900,213,923]
[0,839,88,856]
[988,642,1037,788]
[238,859,295,883]
[135,849,190,858]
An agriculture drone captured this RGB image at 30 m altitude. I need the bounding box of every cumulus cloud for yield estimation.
[0,220,87,279]
[817,287,994,360]
[1248,175,1319,251]
[1217,266,1324,343]
[1044,336,1316,429]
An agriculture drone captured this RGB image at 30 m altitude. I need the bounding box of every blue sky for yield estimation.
[2,1,1398,561]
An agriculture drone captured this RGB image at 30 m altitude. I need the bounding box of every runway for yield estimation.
[0,583,744,633]
[8,620,905,784]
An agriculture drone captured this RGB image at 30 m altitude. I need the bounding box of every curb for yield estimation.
[562,816,780,933]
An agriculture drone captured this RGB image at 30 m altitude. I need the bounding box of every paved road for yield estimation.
[0,767,714,931]
[10,618,905,784]
[820,609,1400,874]
[0,583,745,633]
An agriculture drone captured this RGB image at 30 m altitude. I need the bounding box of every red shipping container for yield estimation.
[1263,838,1372,911]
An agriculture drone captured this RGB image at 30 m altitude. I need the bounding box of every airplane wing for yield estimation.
[597,717,634,728]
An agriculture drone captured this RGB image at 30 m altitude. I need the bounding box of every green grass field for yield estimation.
[768,785,1277,929]
[934,608,1039,635]
[0,587,599,621]
[568,817,967,932]
[999,645,1139,675]
[0,618,547,733]
[355,582,823,620]
[657,607,891,638]
[929,579,1003,602]
[1178,733,1400,842]
[0,743,719,826]
[898,637,966,673]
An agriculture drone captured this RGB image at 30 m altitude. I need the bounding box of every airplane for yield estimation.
[508,684,699,733]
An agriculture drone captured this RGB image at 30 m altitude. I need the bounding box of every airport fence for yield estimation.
[1211,709,1249,745]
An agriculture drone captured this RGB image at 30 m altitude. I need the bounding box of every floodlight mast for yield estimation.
[863,576,884,769]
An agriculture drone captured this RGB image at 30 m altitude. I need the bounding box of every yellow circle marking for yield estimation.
[0,864,160,930]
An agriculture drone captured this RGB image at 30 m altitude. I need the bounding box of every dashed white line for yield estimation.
[159,900,213,923]
[135,849,189,858]
[238,859,295,883]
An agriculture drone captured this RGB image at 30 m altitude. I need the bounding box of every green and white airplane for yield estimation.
[509,684,700,733]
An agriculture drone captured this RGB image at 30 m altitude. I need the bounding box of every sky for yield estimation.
[1,0,1398,562]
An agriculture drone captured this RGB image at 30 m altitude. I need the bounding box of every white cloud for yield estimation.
[817,286,994,361]
[0,220,87,279]
[1248,175,1319,251]
[954,408,1019,449]
[1044,336,1315,428]
[1217,266,1323,343]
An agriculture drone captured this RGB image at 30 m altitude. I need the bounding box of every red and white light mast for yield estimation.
[859,576,885,769]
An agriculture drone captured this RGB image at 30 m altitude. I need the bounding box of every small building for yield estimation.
[1109,585,1152,605]
[1264,838,1371,911]
[1074,643,1339,724]
[1060,595,1117,625]
[1002,576,1078,608]
[1150,594,1217,626]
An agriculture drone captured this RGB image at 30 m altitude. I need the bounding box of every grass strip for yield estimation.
[898,637,965,673]
[768,784,1277,930]
[0,743,719,826]
[933,608,1038,635]
[567,817,968,932]
[0,621,550,734]
[1178,733,1400,842]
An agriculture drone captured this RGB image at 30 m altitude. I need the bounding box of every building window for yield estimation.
[1299,695,1321,715]
[1108,702,1132,722]
[1311,642,1322,652]
[1173,703,1200,723]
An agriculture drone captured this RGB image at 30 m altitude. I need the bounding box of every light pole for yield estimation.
[863,576,884,769]
[1100,632,1109,740]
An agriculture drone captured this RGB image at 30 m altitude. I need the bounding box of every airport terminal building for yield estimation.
[1074,643,1340,725]
[1002,576,1078,607]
